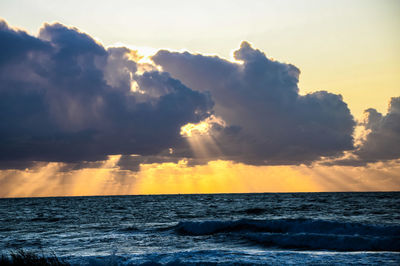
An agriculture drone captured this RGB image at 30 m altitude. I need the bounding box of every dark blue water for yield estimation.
[1,192,400,265]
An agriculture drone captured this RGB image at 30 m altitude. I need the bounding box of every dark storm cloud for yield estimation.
[117,155,181,172]
[0,20,50,65]
[116,154,212,172]
[0,20,213,167]
[3,19,396,169]
[324,97,400,166]
[355,97,400,163]
[153,42,356,164]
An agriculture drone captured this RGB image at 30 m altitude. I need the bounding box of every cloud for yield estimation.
[323,97,400,166]
[153,42,356,164]
[355,97,400,163]
[1,19,397,170]
[0,20,213,166]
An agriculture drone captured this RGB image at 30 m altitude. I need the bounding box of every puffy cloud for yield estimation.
[0,20,213,166]
[325,97,400,166]
[2,18,396,169]
[153,42,355,164]
[355,97,400,163]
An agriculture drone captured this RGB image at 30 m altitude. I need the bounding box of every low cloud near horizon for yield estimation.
[0,19,399,174]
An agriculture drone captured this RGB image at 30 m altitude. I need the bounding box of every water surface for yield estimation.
[1,192,399,265]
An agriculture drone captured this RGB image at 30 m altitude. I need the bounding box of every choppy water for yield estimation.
[1,192,400,265]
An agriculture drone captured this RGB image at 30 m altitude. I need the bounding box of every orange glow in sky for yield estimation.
[1,157,399,198]
[0,0,399,198]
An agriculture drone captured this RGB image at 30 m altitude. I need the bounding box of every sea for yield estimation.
[0,192,399,265]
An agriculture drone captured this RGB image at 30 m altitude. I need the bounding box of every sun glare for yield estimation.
[180,115,225,137]
[180,120,211,137]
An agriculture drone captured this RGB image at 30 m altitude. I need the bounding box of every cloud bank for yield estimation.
[331,97,400,166]
[0,20,212,165]
[0,19,399,170]
[357,97,400,162]
[153,42,356,164]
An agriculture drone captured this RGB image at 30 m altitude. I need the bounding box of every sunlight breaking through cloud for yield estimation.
[180,115,225,137]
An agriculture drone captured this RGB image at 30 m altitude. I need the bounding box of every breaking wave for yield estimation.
[175,218,400,251]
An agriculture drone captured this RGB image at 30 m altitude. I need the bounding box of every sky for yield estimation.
[0,0,399,197]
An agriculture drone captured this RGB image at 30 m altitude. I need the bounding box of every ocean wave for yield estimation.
[30,217,62,222]
[65,250,400,265]
[175,218,400,251]
[117,226,139,232]
[245,232,400,251]
[238,207,267,215]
